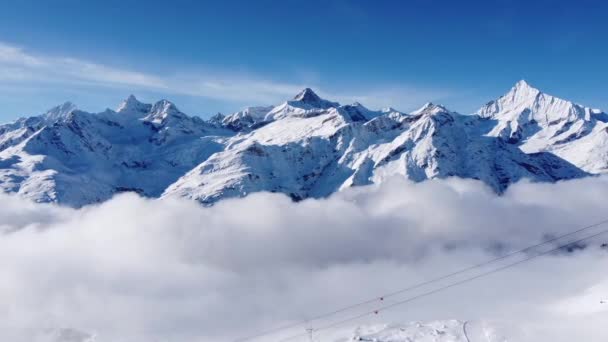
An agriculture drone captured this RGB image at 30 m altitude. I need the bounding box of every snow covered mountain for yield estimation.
[164,98,584,204]
[478,80,608,173]
[0,81,603,206]
[0,96,230,206]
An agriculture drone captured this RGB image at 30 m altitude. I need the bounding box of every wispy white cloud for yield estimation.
[168,72,308,104]
[0,42,167,88]
[327,86,456,112]
[0,42,309,105]
[0,41,453,112]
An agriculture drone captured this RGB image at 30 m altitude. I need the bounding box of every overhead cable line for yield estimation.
[235,217,608,342]
[277,226,608,342]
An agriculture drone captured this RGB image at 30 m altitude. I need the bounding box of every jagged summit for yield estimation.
[513,79,537,91]
[411,102,451,116]
[220,106,274,131]
[476,81,608,173]
[116,94,150,113]
[289,87,339,109]
[144,99,187,125]
[0,81,606,206]
[293,87,320,102]
[505,79,542,100]
[151,99,179,113]
[476,80,542,119]
[381,106,399,113]
[477,80,593,123]
[43,101,78,122]
[208,112,225,125]
[339,102,381,122]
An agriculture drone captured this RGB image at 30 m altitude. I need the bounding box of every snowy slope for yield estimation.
[299,320,508,342]
[215,105,274,132]
[162,91,585,204]
[0,82,605,206]
[31,320,510,342]
[478,80,608,173]
[327,321,469,342]
[0,96,231,206]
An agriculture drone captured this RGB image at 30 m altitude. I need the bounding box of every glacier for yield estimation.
[0,81,605,206]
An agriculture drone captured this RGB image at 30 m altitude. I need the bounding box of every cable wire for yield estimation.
[235,217,608,341]
[276,226,608,341]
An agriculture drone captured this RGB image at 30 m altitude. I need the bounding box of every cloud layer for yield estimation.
[1,177,608,341]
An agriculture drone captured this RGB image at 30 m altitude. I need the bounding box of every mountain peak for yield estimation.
[282,87,339,110]
[143,99,187,125]
[52,101,77,112]
[43,102,78,122]
[150,100,180,116]
[514,79,532,89]
[411,102,450,116]
[381,107,398,113]
[507,79,541,99]
[116,94,150,113]
[0,81,602,207]
[339,102,379,121]
[476,79,600,131]
[293,88,321,102]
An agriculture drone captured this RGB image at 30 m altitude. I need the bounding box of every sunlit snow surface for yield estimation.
[22,321,513,342]
[479,80,608,173]
[0,81,605,206]
[322,320,509,342]
[35,321,496,342]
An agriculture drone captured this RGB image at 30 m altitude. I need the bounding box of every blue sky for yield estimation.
[0,0,606,120]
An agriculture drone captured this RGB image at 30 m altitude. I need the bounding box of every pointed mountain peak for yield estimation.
[342,102,370,111]
[116,94,150,113]
[515,79,532,89]
[381,107,398,113]
[411,102,450,116]
[476,80,543,118]
[509,79,541,98]
[43,102,78,122]
[477,80,595,125]
[52,101,77,113]
[293,88,321,102]
[208,112,225,124]
[288,87,340,109]
[338,102,379,122]
[151,99,177,111]
[144,99,187,125]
